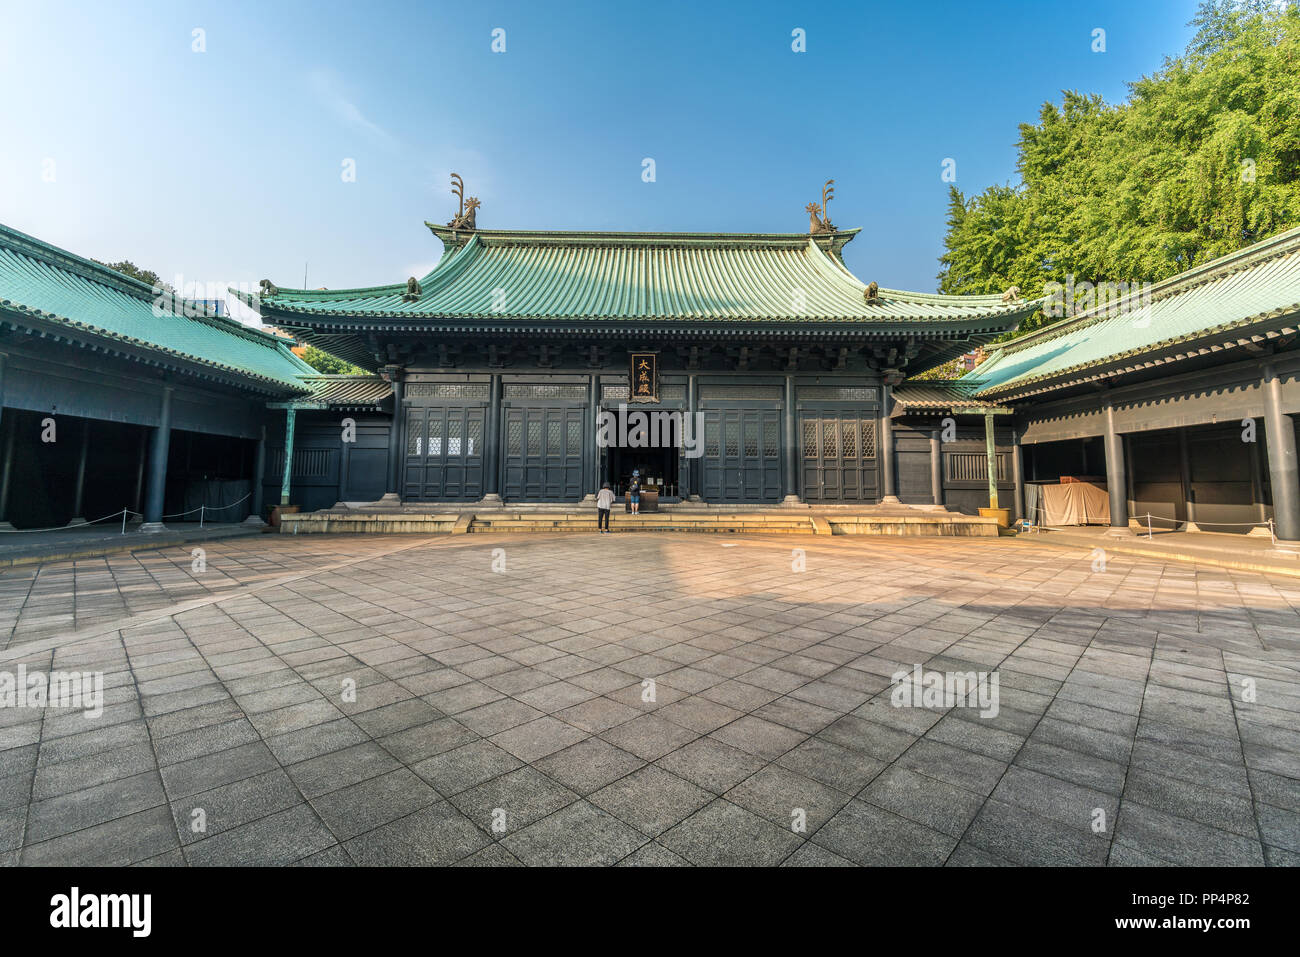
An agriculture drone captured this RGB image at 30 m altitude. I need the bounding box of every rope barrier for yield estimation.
[0,507,130,534]
[0,492,253,534]
[1136,511,1274,543]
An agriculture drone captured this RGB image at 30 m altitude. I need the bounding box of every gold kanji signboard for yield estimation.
[630,352,659,402]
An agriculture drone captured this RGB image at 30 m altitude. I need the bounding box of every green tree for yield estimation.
[300,345,367,375]
[95,259,172,291]
[938,0,1300,336]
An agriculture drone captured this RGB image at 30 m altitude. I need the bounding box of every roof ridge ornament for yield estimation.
[807,179,836,234]
[447,173,480,231]
[1000,285,1021,303]
[403,277,423,302]
[864,281,880,303]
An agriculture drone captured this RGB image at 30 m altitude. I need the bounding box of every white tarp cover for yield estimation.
[1033,481,1110,525]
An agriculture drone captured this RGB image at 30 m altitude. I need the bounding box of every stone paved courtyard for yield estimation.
[1,531,1298,866]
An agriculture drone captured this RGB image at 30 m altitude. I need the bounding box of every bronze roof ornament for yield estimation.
[1001,285,1021,303]
[864,281,880,303]
[807,179,836,234]
[447,174,480,231]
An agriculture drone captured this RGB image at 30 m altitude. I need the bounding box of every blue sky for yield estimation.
[0,0,1200,321]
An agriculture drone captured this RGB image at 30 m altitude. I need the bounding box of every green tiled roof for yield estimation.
[892,380,986,410]
[969,225,1300,400]
[0,223,315,394]
[243,226,1039,326]
[300,374,392,409]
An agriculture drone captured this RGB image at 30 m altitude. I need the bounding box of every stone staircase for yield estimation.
[468,512,824,534]
[278,507,998,537]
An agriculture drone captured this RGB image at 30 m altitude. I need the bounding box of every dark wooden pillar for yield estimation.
[0,422,14,530]
[483,374,503,503]
[781,375,800,504]
[686,374,699,500]
[1011,425,1025,521]
[140,386,174,533]
[68,419,90,525]
[1249,424,1267,526]
[1103,399,1131,536]
[132,428,148,516]
[929,428,942,506]
[1178,428,1199,531]
[879,384,899,503]
[382,369,405,503]
[0,354,11,530]
[1263,363,1300,543]
[245,424,267,525]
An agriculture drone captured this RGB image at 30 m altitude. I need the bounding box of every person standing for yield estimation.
[595,482,615,533]
[628,470,641,514]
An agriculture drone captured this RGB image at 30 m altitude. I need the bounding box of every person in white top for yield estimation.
[595,482,616,533]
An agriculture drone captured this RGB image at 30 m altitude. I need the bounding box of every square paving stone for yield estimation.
[601,713,700,761]
[659,798,803,866]
[344,801,491,865]
[450,766,579,837]
[591,765,714,837]
[311,768,442,841]
[411,739,524,795]
[533,737,645,795]
[724,763,850,832]
[813,799,956,866]
[501,800,647,866]
[656,737,767,795]
[859,765,986,838]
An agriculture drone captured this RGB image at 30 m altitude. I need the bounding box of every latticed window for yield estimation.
[822,420,838,459]
[724,423,738,458]
[429,416,442,456]
[798,386,879,402]
[763,419,778,457]
[567,420,582,455]
[548,420,561,454]
[507,420,522,456]
[861,421,876,459]
[407,417,425,457]
[842,420,857,459]
[447,418,463,456]
[705,420,720,458]
[505,384,587,399]
[700,385,782,400]
[744,421,759,458]
[602,384,631,400]
[467,419,482,457]
[406,383,489,399]
[527,421,542,455]
[802,420,817,458]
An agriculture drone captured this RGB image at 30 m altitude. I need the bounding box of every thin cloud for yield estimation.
[308,69,396,148]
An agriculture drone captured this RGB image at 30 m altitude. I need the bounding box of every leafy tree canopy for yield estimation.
[938,0,1300,336]
[299,345,367,375]
[94,259,171,290]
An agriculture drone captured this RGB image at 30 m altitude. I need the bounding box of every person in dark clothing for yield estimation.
[628,471,641,514]
[595,482,615,532]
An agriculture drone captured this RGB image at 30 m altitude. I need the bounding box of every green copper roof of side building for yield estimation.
[0,223,315,395]
[241,225,1039,327]
[969,225,1300,400]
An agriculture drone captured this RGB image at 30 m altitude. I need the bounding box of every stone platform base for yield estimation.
[278,505,999,538]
